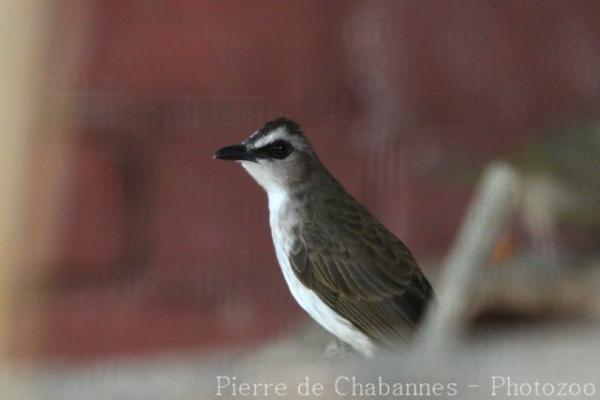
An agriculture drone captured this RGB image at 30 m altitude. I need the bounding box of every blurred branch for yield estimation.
[420,162,521,351]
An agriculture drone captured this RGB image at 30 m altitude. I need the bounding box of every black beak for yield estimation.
[214,144,255,162]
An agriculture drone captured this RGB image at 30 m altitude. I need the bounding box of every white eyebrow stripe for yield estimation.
[252,127,289,148]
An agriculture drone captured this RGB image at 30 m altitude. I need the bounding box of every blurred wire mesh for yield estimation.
[2,1,600,399]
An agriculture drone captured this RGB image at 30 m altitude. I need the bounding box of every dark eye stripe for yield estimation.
[254,140,293,160]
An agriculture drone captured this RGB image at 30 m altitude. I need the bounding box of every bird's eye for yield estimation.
[268,140,293,159]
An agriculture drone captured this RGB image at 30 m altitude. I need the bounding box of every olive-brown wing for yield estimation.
[288,201,433,346]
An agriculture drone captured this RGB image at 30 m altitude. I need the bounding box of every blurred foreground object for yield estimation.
[0,1,89,397]
[423,144,600,349]
[0,2,52,398]
[0,0,50,360]
[421,163,520,350]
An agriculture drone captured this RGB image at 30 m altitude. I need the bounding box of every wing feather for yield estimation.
[288,194,434,347]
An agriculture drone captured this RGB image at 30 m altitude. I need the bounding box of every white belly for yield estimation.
[267,192,375,357]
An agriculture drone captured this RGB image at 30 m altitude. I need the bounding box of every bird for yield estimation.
[214,117,434,357]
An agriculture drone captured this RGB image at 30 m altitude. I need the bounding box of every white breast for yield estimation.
[267,191,375,357]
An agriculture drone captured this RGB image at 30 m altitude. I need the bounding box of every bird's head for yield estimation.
[214,118,318,193]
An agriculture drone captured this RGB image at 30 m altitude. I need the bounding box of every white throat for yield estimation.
[240,161,285,195]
